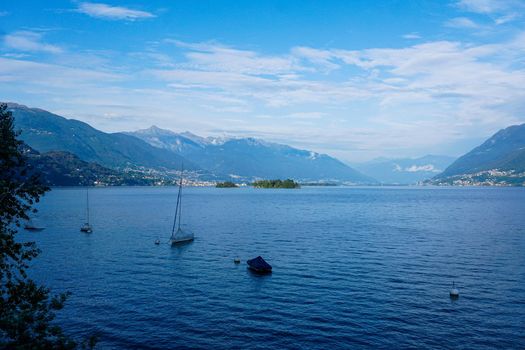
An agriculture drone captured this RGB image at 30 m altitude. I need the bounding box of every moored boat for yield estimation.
[169,164,194,246]
[247,256,272,273]
[80,188,93,233]
[80,223,92,233]
[450,282,459,299]
[24,219,45,231]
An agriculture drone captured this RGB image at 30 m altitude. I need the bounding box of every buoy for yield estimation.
[450,281,459,298]
[234,258,241,264]
[154,239,160,245]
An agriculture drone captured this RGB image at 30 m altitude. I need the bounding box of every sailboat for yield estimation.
[169,165,194,245]
[80,188,93,233]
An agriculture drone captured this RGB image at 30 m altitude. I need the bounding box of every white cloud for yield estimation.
[144,35,525,159]
[154,37,525,116]
[403,33,421,40]
[494,13,520,24]
[168,40,302,75]
[456,0,525,24]
[286,112,326,120]
[404,164,440,172]
[2,53,30,59]
[3,31,63,54]
[76,2,155,20]
[456,0,506,14]
[445,17,479,28]
[2,25,525,161]
[292,46,340,71]
[0,57,122,87]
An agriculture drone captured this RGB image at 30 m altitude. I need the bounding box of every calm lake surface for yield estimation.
[23,186,525,349]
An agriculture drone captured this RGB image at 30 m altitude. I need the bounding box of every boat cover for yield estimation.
[247,256,272,271]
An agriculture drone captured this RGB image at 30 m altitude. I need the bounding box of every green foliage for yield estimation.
[215,181,238,188]
[252,179,300,189]
[0,104,86,348]
[25,147,155,186]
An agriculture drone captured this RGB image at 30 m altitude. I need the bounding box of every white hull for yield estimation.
[169,166,194,245]
[80,224,92,233]
[170,236,194,245]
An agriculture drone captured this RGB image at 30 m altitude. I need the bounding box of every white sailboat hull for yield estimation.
[168,166,194,245]
[80,224,93,233]
[82,188,92,233]
[170,236,194,245]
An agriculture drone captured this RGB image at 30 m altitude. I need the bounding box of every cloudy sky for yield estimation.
[1,0,525,162]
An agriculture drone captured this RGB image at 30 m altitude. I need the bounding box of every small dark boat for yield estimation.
[247,256,272,273]
[24,220,45,231]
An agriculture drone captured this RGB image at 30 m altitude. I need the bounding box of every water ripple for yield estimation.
[24,186,525,349]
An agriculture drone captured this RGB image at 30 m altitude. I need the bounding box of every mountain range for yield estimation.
[9,103,373,184]
[437,123,525,177]
[429,123,525,186]
[353,155,456,184]
[9,103,196,172]
[126,126,374,183]
[8,102,525,186]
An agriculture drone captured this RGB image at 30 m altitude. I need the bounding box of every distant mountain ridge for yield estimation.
[9,102,525,186]
[8,103,374,183]
[354,155,456,184]
[126,126,374,183]
[131,126,229,150]
[436,123,525,177]
[9,103,198,171]
[430,123,525,186]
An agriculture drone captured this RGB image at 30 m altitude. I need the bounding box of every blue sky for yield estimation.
[1,0,525,162]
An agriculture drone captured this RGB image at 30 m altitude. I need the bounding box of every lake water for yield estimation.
[23,186,525,349]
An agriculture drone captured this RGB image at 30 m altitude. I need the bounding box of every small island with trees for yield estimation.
[252,179,300,189]
[215,181,239,188]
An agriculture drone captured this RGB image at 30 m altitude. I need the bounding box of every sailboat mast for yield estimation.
[171,163,184,235]
[171,185,181,235]
[177,163,183,230]
[86,188,90,224]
